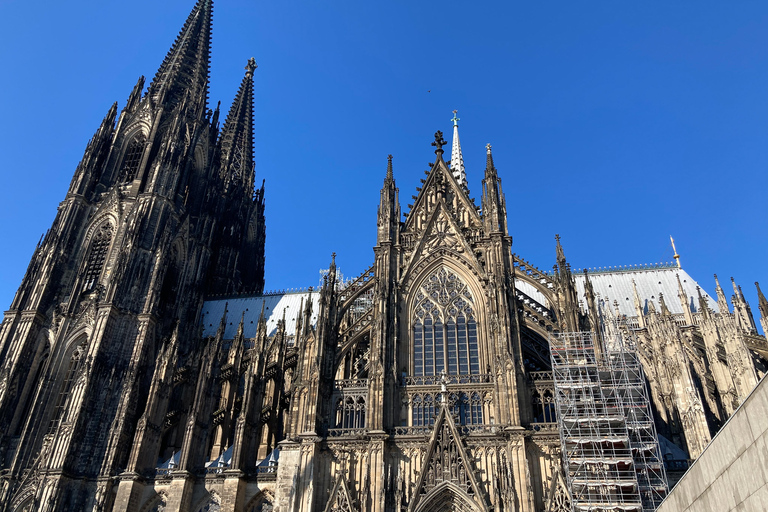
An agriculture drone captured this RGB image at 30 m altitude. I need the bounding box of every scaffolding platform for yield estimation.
[550,331,668,512]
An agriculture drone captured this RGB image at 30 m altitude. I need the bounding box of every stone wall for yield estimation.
[657,375,768,512]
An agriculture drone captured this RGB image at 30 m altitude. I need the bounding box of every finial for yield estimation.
[245,57,258,75]
[670,236,681,268]
[451,110,460,127]
[486,143,492,154]
[386,154,393,181]
[432,131,447,155]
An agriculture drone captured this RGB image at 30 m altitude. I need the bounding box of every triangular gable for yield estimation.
[324,473,357,512]
[404,157,481,233]
[408,402,486,512]
[545,463,572,512]
[401,201,483,285]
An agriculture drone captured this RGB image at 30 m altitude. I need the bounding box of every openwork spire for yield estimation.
[148,0,213,110]
[450,110,466,186]
[220,58,256,189]
[485,142,497,173]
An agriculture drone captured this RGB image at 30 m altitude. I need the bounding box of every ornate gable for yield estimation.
[545,464,572,512]
[324,473,357,512]
[403,135,481,238]
[408,402,487,512]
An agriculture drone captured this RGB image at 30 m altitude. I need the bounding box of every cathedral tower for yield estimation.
[0,1,265,509]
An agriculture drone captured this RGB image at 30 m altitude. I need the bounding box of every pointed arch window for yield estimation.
[84,224,113,291]
[48,342,86,432]
[412,267,480,377]
[120,134,146,183]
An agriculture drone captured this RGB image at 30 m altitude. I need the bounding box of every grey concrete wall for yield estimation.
[657,376,768,512]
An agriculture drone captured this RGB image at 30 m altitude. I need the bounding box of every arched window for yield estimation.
[120,134,146,183]
[48,342,86,432]
[335,396,366,429]
[412,267,480,377]
[84,224,113,291]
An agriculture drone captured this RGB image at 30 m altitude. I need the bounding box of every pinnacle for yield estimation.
[485,143,495,171]
[148,0,213,111]
[386,154,393,182]
[220,58,256,191]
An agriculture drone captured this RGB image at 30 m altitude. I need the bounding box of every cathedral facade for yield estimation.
[1,1,766,511]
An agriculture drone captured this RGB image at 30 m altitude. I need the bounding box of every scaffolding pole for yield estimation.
[550,331,668,512]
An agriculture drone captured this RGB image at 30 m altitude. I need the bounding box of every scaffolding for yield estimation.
[550,331,668,512]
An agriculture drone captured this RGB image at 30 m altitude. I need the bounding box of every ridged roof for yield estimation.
[572,266,719,317]
[201,291,320,339]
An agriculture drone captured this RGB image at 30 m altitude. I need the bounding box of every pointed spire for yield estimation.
[676,274,693,325]
[125,76,146,113]
[485,143,496,174]
[220,58,256,191]
[555,234,566,269]
[386,154,394,182]
[148,0,213,111]
[632,279,646,327]
[235,311,245,339]
[715,274,730,313]
[450,110,466,186]
[757,282,768,312]
[697,286,711,320]
[658,292,671,317]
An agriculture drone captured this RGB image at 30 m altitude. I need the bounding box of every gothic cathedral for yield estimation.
[1,2,767,512]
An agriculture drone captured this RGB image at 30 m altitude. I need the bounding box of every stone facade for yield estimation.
[1,1,767,511]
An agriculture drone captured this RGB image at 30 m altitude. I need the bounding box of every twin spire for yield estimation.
[220,58,257,190]
[148,0,213,109]
[146,0,257,190]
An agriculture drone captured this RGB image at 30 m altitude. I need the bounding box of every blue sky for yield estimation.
[0,0,766,318]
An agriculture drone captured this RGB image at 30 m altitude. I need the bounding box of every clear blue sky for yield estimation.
[0,0,766,319]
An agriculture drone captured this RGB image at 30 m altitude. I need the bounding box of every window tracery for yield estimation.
[334,396,366,429]
[412,268,480,376]
[48,341,86,432]
[411,392,483,426]
[120,134,146,183]
[84,224,113,291]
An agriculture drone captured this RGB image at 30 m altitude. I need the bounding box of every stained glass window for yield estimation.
[120,134,146,183]
[412,268,480,377]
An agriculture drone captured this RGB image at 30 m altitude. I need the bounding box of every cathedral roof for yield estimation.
[514,263,719,319]
[201,290,320,339]
[572,265,720,317]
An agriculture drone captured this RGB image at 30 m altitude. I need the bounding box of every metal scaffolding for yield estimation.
[550,331,668,512]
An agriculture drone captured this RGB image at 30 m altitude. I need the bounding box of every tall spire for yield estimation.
[148,0,213,111]
[220,58,256,190]
[450,110,466,186]
[386,154,394,182]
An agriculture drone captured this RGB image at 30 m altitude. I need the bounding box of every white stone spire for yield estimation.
[450,110,467,186]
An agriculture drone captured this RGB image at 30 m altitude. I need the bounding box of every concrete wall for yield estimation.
[657,375,768,512]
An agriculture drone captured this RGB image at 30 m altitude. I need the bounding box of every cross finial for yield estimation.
[451,110,460,127]
[432,130,447,155]
[486,143,492,154]
[245,57,258,75]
